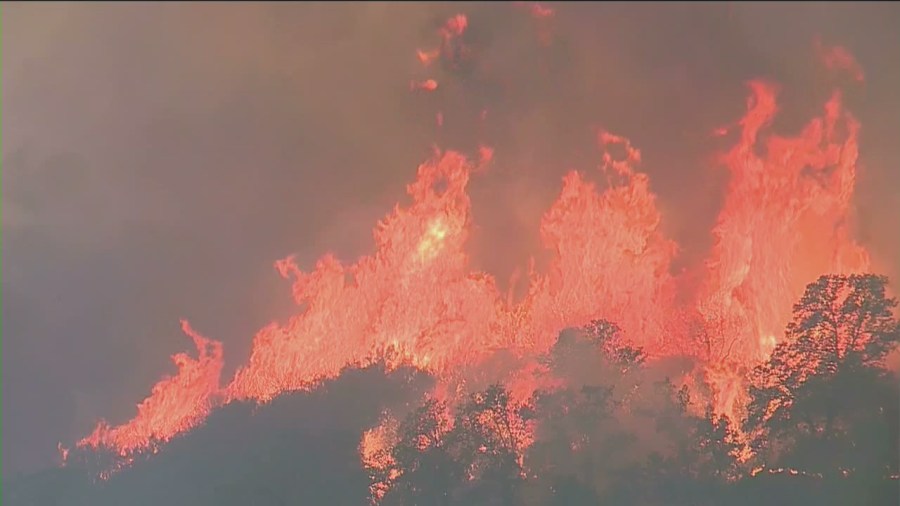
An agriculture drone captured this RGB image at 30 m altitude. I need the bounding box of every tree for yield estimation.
[448,384,531,506]
[525,320,644,502]
[378,399,461,506]
[609,380,743,506]
[745,274,900,483]
[379,384,530,506]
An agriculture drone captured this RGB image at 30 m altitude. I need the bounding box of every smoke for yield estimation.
[3,2,899,476]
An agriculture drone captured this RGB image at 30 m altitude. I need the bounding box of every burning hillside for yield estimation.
[59,7,886,490]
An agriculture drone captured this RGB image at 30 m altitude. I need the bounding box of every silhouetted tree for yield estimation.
[449,384,529,505]
[9,278,900,506]
[378,398,461,506]
[743,274,900,504]
[609,379,743,506]
[379,384,530,506]
[525,320,644,502]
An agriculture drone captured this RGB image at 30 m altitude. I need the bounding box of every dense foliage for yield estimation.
[5,275,898,506]
[369,274,899,506]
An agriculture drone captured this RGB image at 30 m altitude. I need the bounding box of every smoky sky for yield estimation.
[2,2,899,476]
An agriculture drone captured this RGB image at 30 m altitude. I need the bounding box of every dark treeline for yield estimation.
[3,364,437,506]
[4,274,899,506]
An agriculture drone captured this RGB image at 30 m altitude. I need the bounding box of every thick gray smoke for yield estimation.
[3,2,899,476]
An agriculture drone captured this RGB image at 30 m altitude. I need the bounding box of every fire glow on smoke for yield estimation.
[70,8,870,476]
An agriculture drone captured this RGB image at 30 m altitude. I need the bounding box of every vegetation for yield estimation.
[369,275,898,506]
[4,274,898,506]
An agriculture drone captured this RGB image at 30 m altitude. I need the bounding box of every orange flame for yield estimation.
[815,38,865,83]
[440,14,468,41]
[530,4,555,19]
[416,48,441,67]
[78,321,223,455]
[410,79,438,92]
[75,12,871,473]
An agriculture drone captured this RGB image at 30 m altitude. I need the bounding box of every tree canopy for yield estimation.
[6,274,899,506]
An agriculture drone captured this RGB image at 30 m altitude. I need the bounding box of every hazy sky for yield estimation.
[3,2,899,476]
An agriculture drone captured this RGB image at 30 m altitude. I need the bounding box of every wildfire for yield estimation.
[410,79,438,92]
[77,321,222,456]
[71,9,870,483]
[416,217,452,263]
